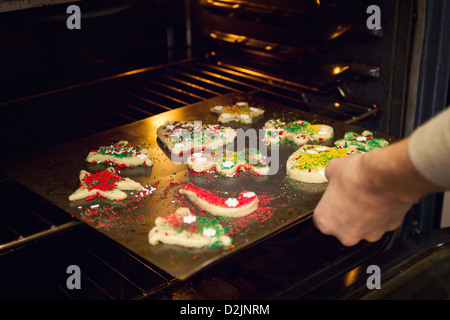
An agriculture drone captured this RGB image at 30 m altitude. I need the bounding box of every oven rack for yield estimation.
[0,58,378,299]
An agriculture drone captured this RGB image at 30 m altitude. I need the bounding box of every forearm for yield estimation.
[362,138,445,205]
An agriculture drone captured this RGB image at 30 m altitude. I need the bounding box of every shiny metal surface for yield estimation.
[0,92,395,279]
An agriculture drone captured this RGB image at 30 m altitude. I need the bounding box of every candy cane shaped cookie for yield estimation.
[179,183,259,217]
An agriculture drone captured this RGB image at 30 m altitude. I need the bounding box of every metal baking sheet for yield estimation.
[0,92,396,280]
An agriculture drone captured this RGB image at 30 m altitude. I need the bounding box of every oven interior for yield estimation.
[0,0,449,299]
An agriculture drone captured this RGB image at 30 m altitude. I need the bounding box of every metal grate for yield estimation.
[0,59,377,163]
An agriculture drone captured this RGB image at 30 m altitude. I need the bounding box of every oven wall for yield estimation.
[0,0,191,101]
[192,0,418,137]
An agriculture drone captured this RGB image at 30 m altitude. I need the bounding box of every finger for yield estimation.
[364,231,385,243]
[324,158,337,180]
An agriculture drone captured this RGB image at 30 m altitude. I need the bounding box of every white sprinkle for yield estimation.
[90,204,100,209]
[242,192,256,198]
[225,197,239,207]
[202,228,217,237]
[183,215,197,224]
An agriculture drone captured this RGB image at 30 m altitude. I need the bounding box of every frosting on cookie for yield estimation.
[286,145,356,183]
[187,148,270,177]
[263,119,334,146]
[210,102,264,124]
[179,183,259,217]
[334,130,389,152]
[69,167,144,201]
[148,207,232,248]
[86,141,153,167]
[157,121,236,156]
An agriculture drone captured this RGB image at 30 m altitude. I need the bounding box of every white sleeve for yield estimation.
[408,107,450,189]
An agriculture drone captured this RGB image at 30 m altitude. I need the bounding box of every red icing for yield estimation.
[81,169,125,192]
[179,183,257,208]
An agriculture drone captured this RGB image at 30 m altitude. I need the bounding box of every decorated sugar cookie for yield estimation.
[148,207,232,248]
[86,141,153,168]
[69,167,143,201]
[187,148,270,177]
[334,130,389,152]
[286,145,357,183]
[179,183,259,218]
[210,102,264,124]
[263,119,334,146]
[157,121,236,156]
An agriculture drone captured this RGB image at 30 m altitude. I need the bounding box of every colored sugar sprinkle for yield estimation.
[73,181,159,230]
[97,143,143,158]
[81,169,125,192]
[335,130,389,152]
[292,146,352,171]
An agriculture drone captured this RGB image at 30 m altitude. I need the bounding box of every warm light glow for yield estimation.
[210,32,218,39]
[333,66,349,75]
[344,267,362,287]
[334,102,341,108]
[265,45,273,51]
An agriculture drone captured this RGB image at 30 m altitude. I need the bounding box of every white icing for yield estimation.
[221,160,235,168]
[225,197,239,207]
[202,228,217,237]
[183,215,197,224]
[242,192,256,198]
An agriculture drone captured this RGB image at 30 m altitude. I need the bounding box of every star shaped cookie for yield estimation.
[69,167,143,201]
[210,101,264,124]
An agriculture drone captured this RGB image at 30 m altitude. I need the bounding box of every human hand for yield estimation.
[312,152,412,246]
